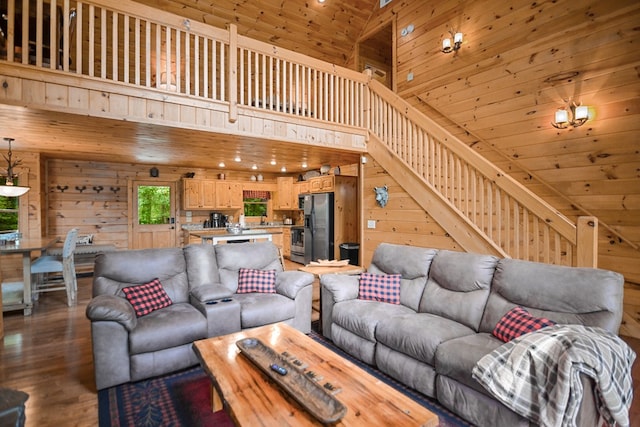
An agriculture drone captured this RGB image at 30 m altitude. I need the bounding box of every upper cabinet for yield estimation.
[309,175,335,193]
[215,181,243,209]
[275,177,294,209]
[182,179,216,210]
[183,179,242,210]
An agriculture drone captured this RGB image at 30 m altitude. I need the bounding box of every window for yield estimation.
[137,185,171,224]
[243,190,270,217]
[0,195,18,231]
[244,197,268,217]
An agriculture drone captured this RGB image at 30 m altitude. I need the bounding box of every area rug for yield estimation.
[99,331,472,426]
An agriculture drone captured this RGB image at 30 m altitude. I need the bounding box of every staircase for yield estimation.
[0,0,597,267]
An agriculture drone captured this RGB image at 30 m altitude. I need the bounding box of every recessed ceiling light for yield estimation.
[251,164,258,170]
[218,162,225,168]
[270,159,277,165]
[301,162,308,168]
[234,156,241,162]
[281,166,287,172]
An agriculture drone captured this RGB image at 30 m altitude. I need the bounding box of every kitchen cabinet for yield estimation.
[270,228,284,253]
[276,177,294,209]
[215,181,243,209]
[282,227,291,258]
[294,181,309,197]
[182,179,216,210]
[309,175,334,193]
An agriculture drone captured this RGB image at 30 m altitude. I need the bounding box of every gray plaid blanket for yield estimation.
[472,324,635,427]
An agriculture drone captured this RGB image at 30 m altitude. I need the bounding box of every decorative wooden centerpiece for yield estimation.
[236,338,347,424]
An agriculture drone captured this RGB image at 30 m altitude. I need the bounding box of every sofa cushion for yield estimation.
[94,247,189,303]
[129,303,207,354]
[479,258,624,334]
[368,243,437,311]
[493,306,556,342]
[435,332,504,396]
[333,299,414,342]
[375,313,476,365]
[233,293,296,328]
[237,268,277,293]
[122,279,173,317]
[358,272,401,304]
[215,242,283,292]
[183,244,220,288]
[419,250,498,331]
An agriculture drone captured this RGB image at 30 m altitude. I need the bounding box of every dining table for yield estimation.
[0,236,59,316]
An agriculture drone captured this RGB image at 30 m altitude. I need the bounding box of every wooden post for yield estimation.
[227,24,238,123]
[576,216,598,268]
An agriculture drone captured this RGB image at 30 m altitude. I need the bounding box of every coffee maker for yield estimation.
[209,212,229,228]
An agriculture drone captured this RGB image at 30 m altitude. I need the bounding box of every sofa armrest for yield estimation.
[190,284,233,302]
[275,271,314,299]
[320,274,360,340]
[320,274,360,302]
[86,294,137,331]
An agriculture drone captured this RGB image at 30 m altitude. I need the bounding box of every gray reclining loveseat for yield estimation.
[321,243,631,427]
[86,242,313,390]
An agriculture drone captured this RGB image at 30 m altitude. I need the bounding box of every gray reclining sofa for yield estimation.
[321,243,627,427]
[86,242,314,390]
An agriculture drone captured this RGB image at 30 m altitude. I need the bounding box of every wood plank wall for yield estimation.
[359,0,640,337]
[361,158,460,266]
[0,156,289,282]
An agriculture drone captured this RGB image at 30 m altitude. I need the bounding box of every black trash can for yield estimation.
[339,243,360,266]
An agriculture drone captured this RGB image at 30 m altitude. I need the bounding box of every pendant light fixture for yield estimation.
[0,138,30,197]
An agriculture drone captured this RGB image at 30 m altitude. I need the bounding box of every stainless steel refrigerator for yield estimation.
[303,192,334,265]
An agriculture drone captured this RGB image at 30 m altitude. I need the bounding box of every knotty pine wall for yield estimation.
[360,158,460,266]
[357,0,640,336]
[0,156,286,283]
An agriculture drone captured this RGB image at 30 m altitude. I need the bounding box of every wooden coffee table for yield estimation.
[193,323,438,426]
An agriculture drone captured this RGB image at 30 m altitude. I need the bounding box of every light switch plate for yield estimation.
[367,220,376,229]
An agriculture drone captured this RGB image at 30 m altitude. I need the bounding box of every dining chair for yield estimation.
[30,228,79,306]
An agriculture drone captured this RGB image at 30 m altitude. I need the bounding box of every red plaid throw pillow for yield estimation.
[122,278,173,317]
[358,272,401,304]
[492,306,556,342]
[237,268,277,293]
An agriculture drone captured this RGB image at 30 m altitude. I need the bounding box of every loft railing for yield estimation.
[0,0,596,266]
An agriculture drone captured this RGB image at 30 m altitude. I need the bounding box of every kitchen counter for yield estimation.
[192,230,283,245]
[182,224,296,232]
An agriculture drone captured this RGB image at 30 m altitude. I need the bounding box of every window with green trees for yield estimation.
[0,195,19,231]
[244,197,267,217]
[138,185,170,224]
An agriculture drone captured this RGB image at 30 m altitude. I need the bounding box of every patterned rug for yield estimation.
[98,331,472,426]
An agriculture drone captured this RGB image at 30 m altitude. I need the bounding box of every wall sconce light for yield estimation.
[442,31,463,53]
[551,102,590,129]
[361,155,367,164]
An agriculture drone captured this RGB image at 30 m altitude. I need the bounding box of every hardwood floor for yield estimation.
[1,275,98,427]
[1,271,639,427]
